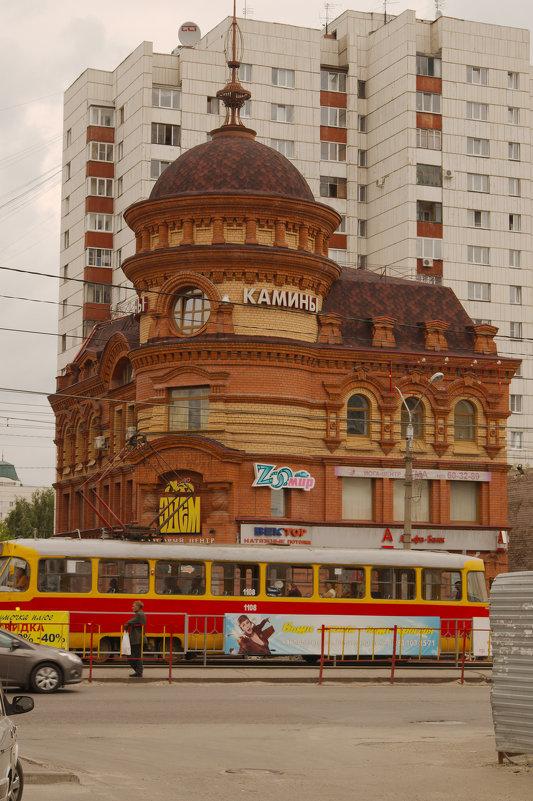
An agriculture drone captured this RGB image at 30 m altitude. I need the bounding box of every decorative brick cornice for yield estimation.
[371,316,396,348]
[420,319,449,351]
[468,323,499,354]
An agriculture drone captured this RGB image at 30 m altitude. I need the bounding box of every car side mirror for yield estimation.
[10,641,20,651]
[5,696,34,715]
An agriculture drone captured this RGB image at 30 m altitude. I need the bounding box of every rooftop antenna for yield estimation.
[216,0,251,127]
[435,0,444,17]
[382,0,397,25]
[242,1,254,18]
[321,2,339,35]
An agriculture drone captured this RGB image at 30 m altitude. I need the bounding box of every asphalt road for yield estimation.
[17,681,533,801]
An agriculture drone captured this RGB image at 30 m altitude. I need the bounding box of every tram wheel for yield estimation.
[93,636,114,663]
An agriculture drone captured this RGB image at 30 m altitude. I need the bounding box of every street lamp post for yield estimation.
[394,372,444,549]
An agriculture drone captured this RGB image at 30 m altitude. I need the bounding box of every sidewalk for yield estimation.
[81,663,492,685]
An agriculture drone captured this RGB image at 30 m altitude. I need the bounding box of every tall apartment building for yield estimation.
[58,8,532,460]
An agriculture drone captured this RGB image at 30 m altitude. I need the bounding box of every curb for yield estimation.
[21,758,80,786]
[81,673,492,686]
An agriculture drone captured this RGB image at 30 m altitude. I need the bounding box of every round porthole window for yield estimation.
[173,287,211,334]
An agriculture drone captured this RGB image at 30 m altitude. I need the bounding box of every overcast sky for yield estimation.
[1,0,532,489]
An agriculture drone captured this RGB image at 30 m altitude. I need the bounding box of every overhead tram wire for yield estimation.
[0,262,533,348]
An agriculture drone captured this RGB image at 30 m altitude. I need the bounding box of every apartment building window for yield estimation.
[358,150,367,167]
[169,387,209,431]
[116,249,122,268]
[509,214,521,231]
[358,185,367,202]
[61,334,67,353]
[150,160,171,179]
[508,71,519,89]
[510,322,522,340]
[62,264,68,282]
[61,299,67,318]
[466,66,488,85]
[271,139,294,157]
[66,128,72,147]
[151,123,180,146]
[117,142,123,161]
[467,210,489,229]
[206,97,220,114]
[115,213,122,233]
[509,178,520,197]
[510,395,522,413]
[87,177,113,197]
[329,249,347,265]
[152,87,180,109]
[88,142,113,162]
[466,102,488,121]
[468,281,490,301]
[510,285,522,305]
[416,54,441,77]
[64,195,70,215]
[357,255,367,269]
[466,137,489,157]
[272,68,294,88]
[358,115,366,132]
[417,200,442,223]
[116,177,123,196]
[118,106,124,125]
[271,103,293,123]
[508,107,519,124]
[416,164,441,187]
[320,175,347,199]
[510,431,523,449]
[467,246,489,265]
[85,283,112,304]
[416,92,441,114]
[86,248,112,267]
[467,173,489,193]
[357,80,366,99]
[472,318,491,325]
[64,161,71,181]
[320,69,347,92]
[515,363,522,377]
[509,250,521,268]
[89,106,114,126]
[417,238,442,260]
[239,63,252,82]
[63,230,69,249]
[241,100,251,118]
[86,213,112,232]
[336,215,346,233]
[416,128,441,150]
[320,106,346,127]
[358,220,367,237]
[320,141,346,161]
[508,142,520,161]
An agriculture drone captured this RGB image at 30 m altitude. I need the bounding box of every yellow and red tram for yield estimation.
[0,539,489,658]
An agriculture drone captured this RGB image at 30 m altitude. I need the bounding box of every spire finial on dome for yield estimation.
[216,0,252,127]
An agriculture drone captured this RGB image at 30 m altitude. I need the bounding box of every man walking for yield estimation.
[125,600,146,677]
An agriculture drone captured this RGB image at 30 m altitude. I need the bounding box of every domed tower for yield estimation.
[120,23,341,539]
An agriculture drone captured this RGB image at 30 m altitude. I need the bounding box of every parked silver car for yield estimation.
[0,628,83,693]
[0,690,33,801]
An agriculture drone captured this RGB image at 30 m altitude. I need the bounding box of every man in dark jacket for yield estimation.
[125,600,146,677]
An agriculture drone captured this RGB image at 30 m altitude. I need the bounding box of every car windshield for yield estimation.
[0,558,11,589]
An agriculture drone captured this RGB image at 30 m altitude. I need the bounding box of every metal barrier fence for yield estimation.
[317,623,492,685]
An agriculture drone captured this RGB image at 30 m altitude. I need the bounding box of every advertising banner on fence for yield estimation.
[224,614,440,657]
[0,611,69,648]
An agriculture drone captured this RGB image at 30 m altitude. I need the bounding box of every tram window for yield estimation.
[467,571,488,603]
[0,557,10,588]
[422,569,462,601]
[211,562,260,597]
[155,560,205,595]
[370,567,416,600]
[97,559,149,594]
[4,558,31,592]
[38,558,91,593]
[319,566,365,599]
[265,565,313,597]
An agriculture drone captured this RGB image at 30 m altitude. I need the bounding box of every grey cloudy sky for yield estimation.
[1,0,532,489]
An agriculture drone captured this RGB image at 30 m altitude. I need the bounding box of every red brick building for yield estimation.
[50,70,518,582]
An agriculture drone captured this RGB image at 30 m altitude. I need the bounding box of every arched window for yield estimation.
[347,394,369,435]
[400,397,424,439]
[454,400,475,441]
[173,287,211,334]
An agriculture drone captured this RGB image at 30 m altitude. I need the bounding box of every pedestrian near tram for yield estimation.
[125,600,146,677]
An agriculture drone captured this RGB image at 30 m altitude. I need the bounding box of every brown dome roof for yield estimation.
[150,126,314,202]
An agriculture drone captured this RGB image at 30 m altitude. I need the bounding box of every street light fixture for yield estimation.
[394,371,444,549]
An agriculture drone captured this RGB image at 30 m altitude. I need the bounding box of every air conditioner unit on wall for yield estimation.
[422,258,434,267]
[444,169,453,178]
[94,436,108,450]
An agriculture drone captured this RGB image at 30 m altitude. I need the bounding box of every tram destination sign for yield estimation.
[335,466,492,482]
